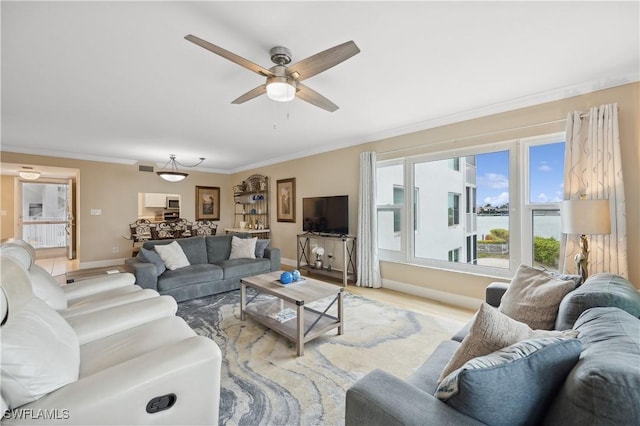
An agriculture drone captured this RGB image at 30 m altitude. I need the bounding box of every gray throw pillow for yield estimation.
[255,239,270,258]
[435,337,581,426]
[499,264,576,330]
[138,247,166,276]
[438,303,574,382]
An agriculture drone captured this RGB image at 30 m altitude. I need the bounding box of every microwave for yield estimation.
[166,197,180,209]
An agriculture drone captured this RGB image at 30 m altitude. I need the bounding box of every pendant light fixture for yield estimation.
[156,155,205,182]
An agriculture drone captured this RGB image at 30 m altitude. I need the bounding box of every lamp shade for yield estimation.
[561,199,611,235]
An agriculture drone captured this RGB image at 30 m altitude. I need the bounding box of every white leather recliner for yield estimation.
[0,243,181,344]
[0,242,158,319]
[0,256,222,425]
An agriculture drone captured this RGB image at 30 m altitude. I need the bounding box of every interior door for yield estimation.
[66,178,75,259]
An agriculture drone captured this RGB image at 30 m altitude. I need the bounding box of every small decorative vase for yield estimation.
[315,259,323,270]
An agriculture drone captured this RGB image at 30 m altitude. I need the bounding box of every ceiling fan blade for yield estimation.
[231,85,267,104]
[185,34,273,77]
[288,41,360,82]
[296,84,339,112]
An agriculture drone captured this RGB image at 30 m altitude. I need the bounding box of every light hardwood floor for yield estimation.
[40,257,475,323]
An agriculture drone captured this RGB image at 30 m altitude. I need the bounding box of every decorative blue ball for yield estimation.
[291,269,300,281]
[280,271,293,284]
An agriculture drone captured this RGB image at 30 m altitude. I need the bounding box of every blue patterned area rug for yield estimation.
[176,289,464,426]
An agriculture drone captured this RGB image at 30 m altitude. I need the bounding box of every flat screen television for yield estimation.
[302,195,349,235]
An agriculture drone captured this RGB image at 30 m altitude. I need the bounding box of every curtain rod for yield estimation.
[378,112,591,156]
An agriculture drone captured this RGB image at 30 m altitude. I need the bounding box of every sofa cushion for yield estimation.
[157,264,223,292]
[1,297,80,409]
[544,307,640,425]
[229,236,257,260]
[499,264,576,330]
[255,239,271,258]
[154,241,190,271]
[175,237,208,265]
[436,337,581,426]
[213,258,271,279]
[138,247,166,276]
[205,234,233,262]
[439,303,573,381]
[555,273,640,331]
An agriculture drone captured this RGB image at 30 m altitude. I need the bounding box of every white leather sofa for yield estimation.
[1,256,222,425]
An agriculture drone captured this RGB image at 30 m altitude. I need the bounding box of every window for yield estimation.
[524,139,565,271]
[448,193,460,226]
[376,132,565,277]
[448,248,461,262]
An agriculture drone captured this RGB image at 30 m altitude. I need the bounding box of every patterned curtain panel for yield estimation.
[561,103,628,278]
[356,152,382,288]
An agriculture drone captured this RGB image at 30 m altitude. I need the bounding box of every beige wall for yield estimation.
[1,82,638,301]
[1,175,15,241]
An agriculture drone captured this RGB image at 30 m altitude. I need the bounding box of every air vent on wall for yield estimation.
[139,165,154,173]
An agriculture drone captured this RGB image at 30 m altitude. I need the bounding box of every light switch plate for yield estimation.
[90,209,102,215]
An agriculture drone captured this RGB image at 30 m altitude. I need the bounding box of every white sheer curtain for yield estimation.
[356,152,382,288]
[561,103,628,278]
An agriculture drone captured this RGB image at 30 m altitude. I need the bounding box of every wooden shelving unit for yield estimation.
[230,174,270,238]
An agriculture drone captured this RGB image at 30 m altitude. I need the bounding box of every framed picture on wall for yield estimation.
[276,178,295,222]
[195,186,220,221]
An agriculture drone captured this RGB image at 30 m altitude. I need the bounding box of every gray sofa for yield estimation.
[125,235,280,302]
[346,273,640,425]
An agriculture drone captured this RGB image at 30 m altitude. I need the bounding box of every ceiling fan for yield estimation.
[184,35,360,112]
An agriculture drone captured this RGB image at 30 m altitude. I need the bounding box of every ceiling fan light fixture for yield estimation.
[266,76,296,102]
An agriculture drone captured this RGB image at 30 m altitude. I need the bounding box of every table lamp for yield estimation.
[561,196,611,282]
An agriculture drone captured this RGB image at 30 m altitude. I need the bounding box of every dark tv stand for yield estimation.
[296,233,357,287]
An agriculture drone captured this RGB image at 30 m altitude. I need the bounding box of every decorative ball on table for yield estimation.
[280,271,293,284]
[291,269,300,281]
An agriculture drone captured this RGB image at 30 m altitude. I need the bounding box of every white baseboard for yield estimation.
[281,257,297,267]
[382,278,483,311]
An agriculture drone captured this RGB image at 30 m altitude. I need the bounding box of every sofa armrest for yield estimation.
[65,296,178,344]
[346,369,484,426]
[485,281,509,307]
[5,336,222,425]
[124,258,159,291]
[264,247,281,271]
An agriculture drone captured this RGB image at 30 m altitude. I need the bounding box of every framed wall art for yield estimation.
[195,186,220,221]
[276,178,295,222]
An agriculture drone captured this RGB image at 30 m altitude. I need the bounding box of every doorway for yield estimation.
[17,179,75,259]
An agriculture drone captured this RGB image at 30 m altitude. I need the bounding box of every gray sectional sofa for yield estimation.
[125,235,280,302]
[346,272,640,425]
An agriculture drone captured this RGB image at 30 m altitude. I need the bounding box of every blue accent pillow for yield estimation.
[138,247,166,276]
[255,239,270,258]
[435,337,581,426]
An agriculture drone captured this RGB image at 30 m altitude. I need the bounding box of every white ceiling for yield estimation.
[2,1,639,174]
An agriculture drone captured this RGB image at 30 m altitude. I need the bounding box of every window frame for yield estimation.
[520,132,565,268]
[379,140,513,277]
[377,132,566,278]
